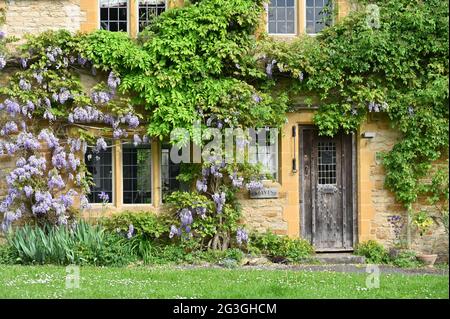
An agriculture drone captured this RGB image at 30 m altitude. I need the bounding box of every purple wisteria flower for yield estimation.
[246,180,264,192]
[113,128,127,139]
[169,225,181,238]
[51,149,67,169]
[212,192,226,214]
[236,227,248,245]
[32,191,53,215]
[77,55,87,66]
[80,195,90,210]
[38,129,60,149]
[1,121,18,136]
[67,153,80,171]
[91,91,111,104]
[98,191,109,203]
[23,185,34,198]
[265,59,277,77]
[107,72,121,89]
[48,173,65,190]
[0,30,5,39]
[230,172,244,188]
[19,58,28,69]
[180,208,193,227]
[43,109,56,121]
[252,93,262,104]
[195,206,207,219]
[58,88,72,104]
[95,137,108,152]
[299,71,304,81]
[0,55,6,69]
[16,132,40,150]
[69,106,104,123]
[133,134,142,146]
[196,179,208,193]
[33,71,44,84]
[19,79,31,91]
[126,224,134,239]
[1,208,23,232]
[368,101,380,112]
[124,113,139,129]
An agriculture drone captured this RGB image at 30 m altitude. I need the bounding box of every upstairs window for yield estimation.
[306,0,333,34]
[122,143,152,204]
[85,142,113,204]
[267,0,296,35]
[100,0,128,32]
[138,0,167,32]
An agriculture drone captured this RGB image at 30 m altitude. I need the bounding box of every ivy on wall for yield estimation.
[259,0,449,212]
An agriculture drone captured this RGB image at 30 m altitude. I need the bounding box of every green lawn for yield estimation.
[0,265,447,299]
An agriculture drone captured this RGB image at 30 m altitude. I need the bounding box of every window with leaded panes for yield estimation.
[267,0,296,35]
[122,143,152,204]
[85,142,113,204]
[100,0,128,32]
[305,0,333,34]
[138,0,167,32]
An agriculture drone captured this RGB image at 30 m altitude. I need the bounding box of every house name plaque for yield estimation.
[249,187,279,199]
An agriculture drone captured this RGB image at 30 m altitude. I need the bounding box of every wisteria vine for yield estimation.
[0,31,145,231]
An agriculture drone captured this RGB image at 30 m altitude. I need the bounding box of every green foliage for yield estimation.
[391,250,422,269]
[101,211,170,241]
[249,231,314,263]
[80,0,288,141]
[0,244,15,264]
[412,211,434,237]
[165,191,242,249]
[354,240,389,264]
[5,221,135,266]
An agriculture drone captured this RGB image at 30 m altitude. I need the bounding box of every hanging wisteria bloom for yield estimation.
[98,191,109,203]
[0,55,6,69]
[180,208,193,227]
[196,179,208,193]
[19,79,31,91]
[95,137,108,152]
[126,224,134,239]
[1,121,18,136]
[107,72,121,90]
[133,134,142,146]
[38,129,60,149]
[51,149,67,169]
[236,227,248,245]
[19,57,28,69]
[230,172,244,188]
[212,192,226,214]
[169,225,181,238]
[48,173,65,190]
[246,180,264,192]
[91,91,111,104]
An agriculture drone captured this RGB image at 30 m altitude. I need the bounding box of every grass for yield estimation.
[0,265,448,299]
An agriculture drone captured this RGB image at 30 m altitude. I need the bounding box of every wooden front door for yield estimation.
[300,126,357,251]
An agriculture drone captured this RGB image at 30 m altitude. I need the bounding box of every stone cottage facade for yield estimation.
[0,0,448,260]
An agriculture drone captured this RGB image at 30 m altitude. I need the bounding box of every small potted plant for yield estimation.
[412,210,437,267]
